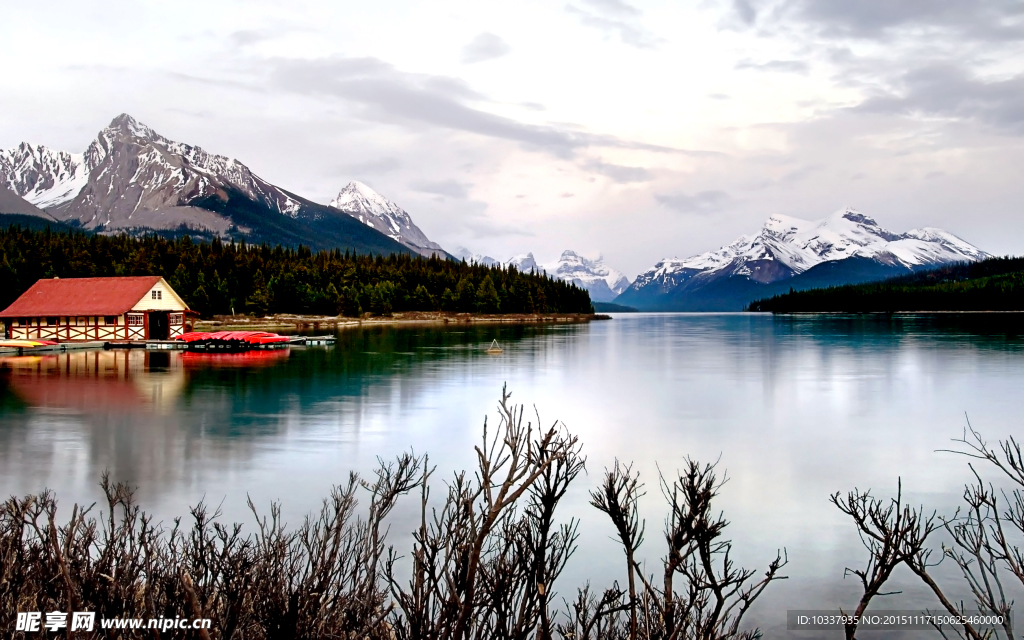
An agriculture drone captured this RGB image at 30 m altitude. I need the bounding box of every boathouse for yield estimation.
[0,276,194,341]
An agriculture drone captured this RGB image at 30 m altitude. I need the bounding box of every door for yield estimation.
[148,312,170,340]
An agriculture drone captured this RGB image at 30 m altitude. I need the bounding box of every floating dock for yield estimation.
[294,336,335,346]
[1,341,107,355]
[1,335,335,355]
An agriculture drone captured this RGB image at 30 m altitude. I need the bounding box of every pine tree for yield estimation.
[247,270,271,315]
[325,282,341,315]
[413,284,434,310]
[475,275,500,313]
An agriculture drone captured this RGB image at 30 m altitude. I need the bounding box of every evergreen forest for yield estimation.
[0,226,594,317]
[748,256,1024,312]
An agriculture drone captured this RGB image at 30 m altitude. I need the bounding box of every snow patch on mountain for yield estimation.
[0,143,90,209]
[329,181,446,258]
[631,209,989,292]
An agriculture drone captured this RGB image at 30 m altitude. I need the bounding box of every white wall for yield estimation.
[130,279,189,312]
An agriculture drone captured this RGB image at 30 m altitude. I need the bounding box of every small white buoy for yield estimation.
[486,339,503,354]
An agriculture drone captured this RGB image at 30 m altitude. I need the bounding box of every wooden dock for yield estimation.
[0,341,107,355]
[292,336,336,346]
[105,340,186,350]
[1,336,335,355]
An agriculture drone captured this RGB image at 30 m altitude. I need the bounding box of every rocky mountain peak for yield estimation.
[328,181,447,258]
[508,253,539,272]
[503,250,628,302]
[838,208,879,227]
[105,113,159,140]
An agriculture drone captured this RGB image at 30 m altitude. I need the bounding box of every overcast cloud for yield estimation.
[461,33,512,64]
[2,0,1023,277]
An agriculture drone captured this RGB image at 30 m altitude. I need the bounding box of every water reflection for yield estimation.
[1,349,186,411]
[2,315,1024,637]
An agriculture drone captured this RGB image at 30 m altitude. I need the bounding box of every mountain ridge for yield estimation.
[490,250,631,302]
[0,114,414,256]
[616,209,990,311]
[328,181,449,258]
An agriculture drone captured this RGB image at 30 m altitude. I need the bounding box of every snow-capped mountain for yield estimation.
[0,144,89,209]
[617,209,990,311]
[539,251,630,302]
[504,250,629,302]
[0,114,411,255]
[507,252,541,272]
[453,247,500,267]
[328,181,447,258]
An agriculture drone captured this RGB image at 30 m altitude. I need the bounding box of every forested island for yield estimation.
[748,256,1024,312]
[0,225,593,317]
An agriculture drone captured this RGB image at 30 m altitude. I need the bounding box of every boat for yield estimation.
[0,339,60,349]
[486,339,503,354]
[175,330,292,351]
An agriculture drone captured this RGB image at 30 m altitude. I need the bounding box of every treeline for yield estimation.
[748,256,1024,312]
[0,226,593,317]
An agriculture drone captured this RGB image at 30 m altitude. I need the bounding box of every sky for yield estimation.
[2,0,1024,277]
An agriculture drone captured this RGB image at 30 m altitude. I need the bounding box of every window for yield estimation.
[46,317,57,326]
[104,316,118,325]
[151,290,162,300]
[127,315,144,326]
[170,313,183,325]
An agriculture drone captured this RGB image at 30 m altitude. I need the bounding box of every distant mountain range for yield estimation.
[0,114,424,256]
[454,248,631,302]
[1,116,992,312]
[616,209,990,311]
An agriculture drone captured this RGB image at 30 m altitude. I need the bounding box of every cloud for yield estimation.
[230,29,275,46]
[733,0,758,25]
[655,190,733,213]
[855,64,1024,133]
[565,5,662,49]
[754,0,1024,40]
[341,156,402,175]
[464,218,536,238]
[413,179,471,198]
[735,59,809,74]
[461,33,512,64]
[581,0,641,17]
[586,160,654,182]
[266,56,680,157]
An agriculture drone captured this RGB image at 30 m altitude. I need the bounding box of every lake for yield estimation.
[3,313,1024,637]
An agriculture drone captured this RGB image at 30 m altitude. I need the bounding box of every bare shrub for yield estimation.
[0,386,781,640]
[834,420,1024,640]
[561,459,789,640]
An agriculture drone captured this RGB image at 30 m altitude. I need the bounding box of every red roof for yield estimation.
[0,276,168,317]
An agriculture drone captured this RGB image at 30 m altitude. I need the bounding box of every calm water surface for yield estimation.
[3,313,1024,637]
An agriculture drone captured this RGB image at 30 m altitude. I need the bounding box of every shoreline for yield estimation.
[194,311,611,331]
